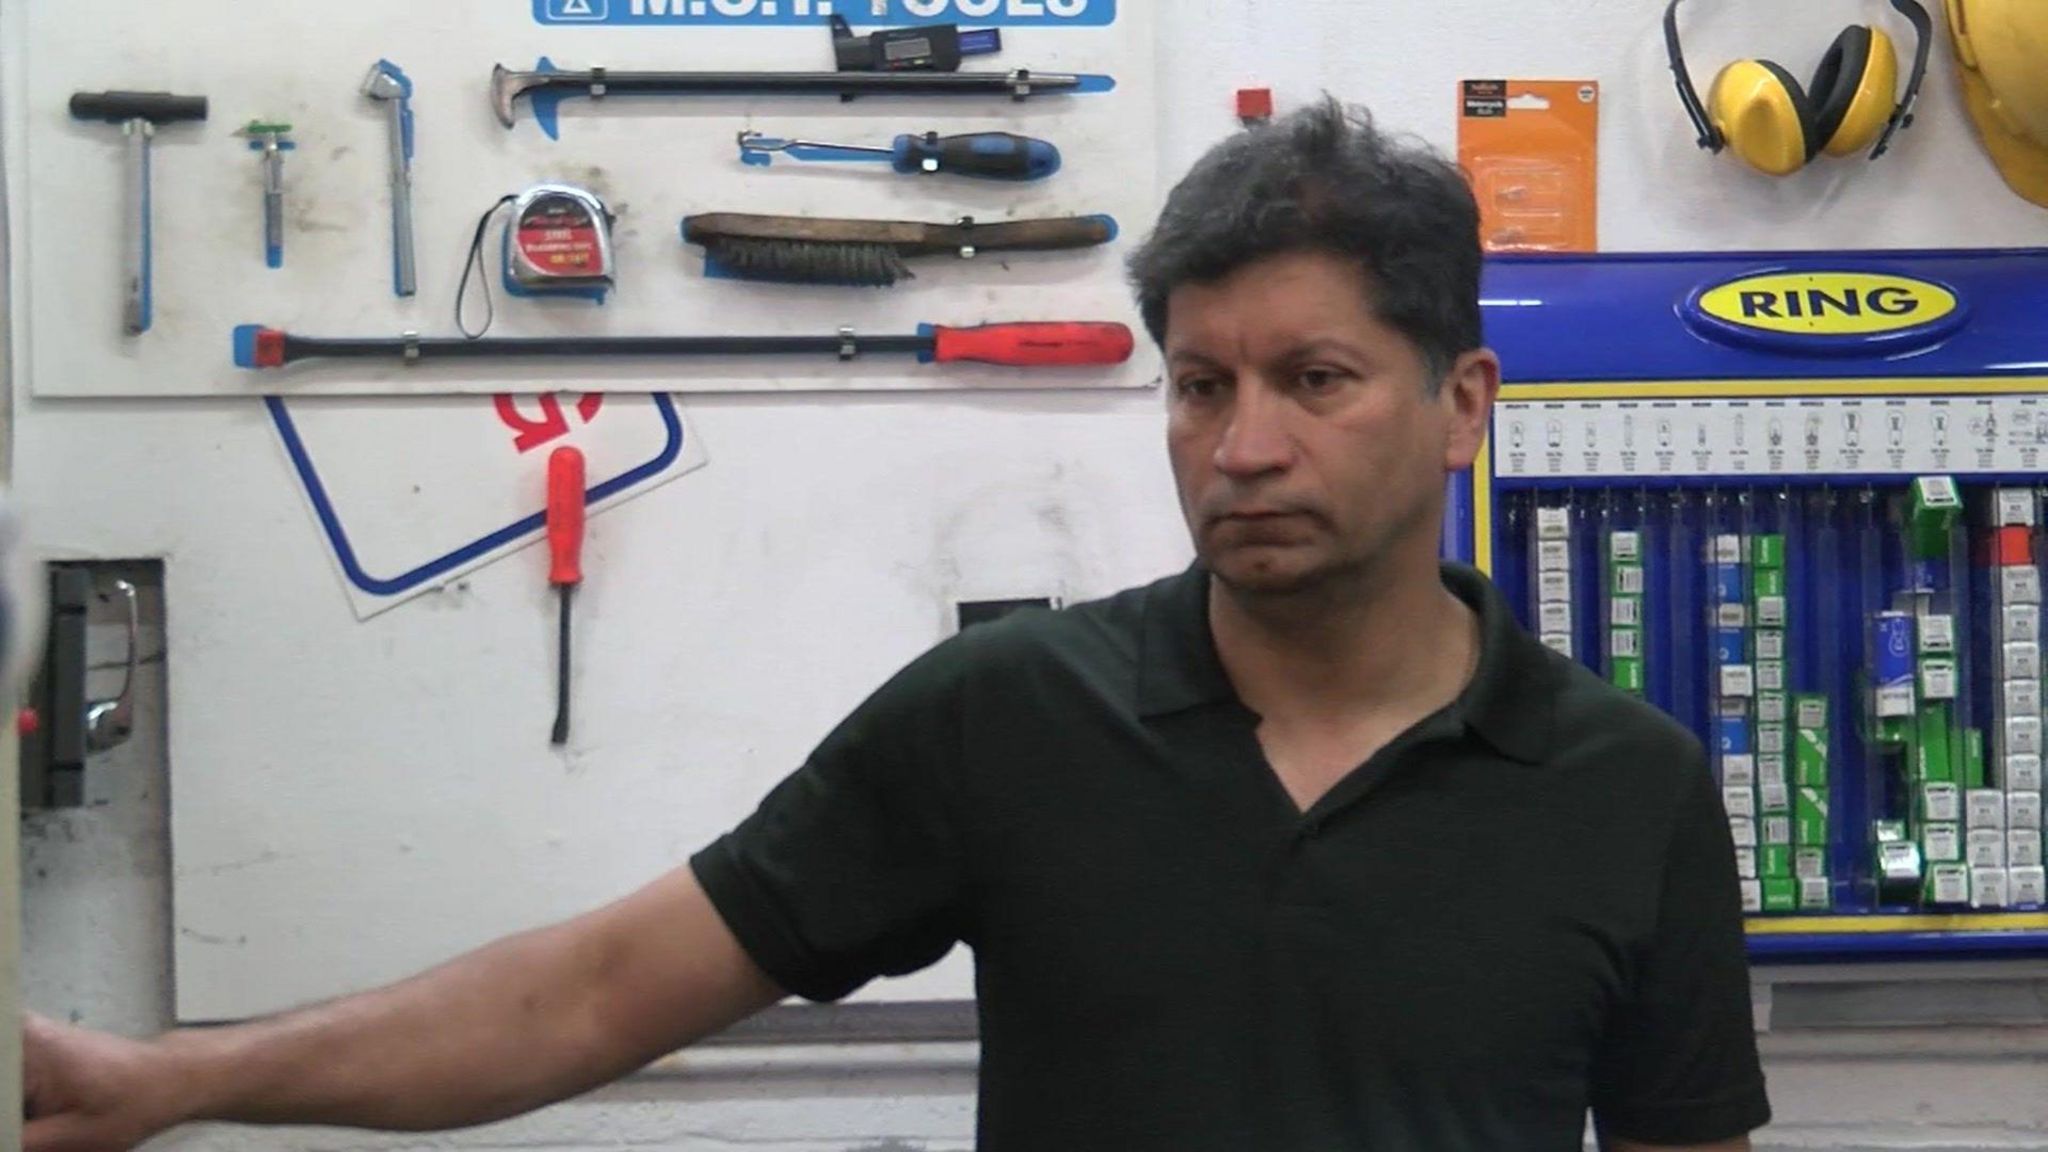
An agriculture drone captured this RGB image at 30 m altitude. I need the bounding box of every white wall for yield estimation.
[22,0,2048,1148]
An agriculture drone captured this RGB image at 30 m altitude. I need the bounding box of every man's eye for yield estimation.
[1175,377,1223,399]
[1297,367,1346,392]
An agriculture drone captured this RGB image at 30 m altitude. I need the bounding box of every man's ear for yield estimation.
[1440,348,1501,472]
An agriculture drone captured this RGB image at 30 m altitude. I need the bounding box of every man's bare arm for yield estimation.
[27,866,783,1150]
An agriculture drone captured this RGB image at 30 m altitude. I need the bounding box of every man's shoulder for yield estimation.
[942,568,1188,674]
[1539,644,1710,787]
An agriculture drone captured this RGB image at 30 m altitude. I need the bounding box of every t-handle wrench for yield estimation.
[361,60,417,297]
[69,90,208,334]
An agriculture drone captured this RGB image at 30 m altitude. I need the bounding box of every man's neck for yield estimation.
[1208,549,1479,726]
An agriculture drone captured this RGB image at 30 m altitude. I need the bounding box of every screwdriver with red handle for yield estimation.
[546,445,586,746]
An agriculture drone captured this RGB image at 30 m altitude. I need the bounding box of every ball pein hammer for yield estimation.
[69,89,209,335]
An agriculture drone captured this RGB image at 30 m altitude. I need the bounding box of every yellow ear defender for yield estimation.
[1664,0,1934,176]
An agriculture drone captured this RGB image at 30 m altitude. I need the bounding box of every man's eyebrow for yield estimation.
[1282,337,1372,361]
[1165,348,1225,369]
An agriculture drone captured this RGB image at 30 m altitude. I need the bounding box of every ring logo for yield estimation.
[532,0,1114,25]
[1693,271,1960,338]
[1684,268,1970,354]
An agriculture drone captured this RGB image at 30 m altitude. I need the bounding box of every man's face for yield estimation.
[1163,249,1496,598]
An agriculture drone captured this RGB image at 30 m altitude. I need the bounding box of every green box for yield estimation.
[1964,727,1987,790]
[1796,787,1829,845]
[1751,567,1787,598]
[1795,725,1829,788]
[1750,534,1786,570]
[1916,704,1955,783]
[1760,844,1793,879]
[1908,476,1962,560]
[1609,656,1644,695]
[1761,877,1798,912]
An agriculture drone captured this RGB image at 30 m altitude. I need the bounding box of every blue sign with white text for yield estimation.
[534,0,1114,26]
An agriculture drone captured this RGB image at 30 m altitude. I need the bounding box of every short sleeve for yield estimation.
[1590,748,1772,1146]
[690,642,971,1003]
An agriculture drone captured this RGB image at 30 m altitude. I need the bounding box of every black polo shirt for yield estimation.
[693,562,1770,1150]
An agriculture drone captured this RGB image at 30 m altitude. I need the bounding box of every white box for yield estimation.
[1730,817,1759,848]
[2006,641,2043,681]
[2012,866,2048,907]
[1712,534,1743,564]
[1921,659,1958,702]
[1540,632,1574,658]
[1759,726,1787,756]
[1538,570,1572,604]
[1928,862,1972,905]
[1733,846,1757,880]
[1918,614,1956,654]
[2008,754,2044,792]
[1922,782,1963,822]
[1997,488,2038,528]
[2008,716,2044,758]
[1796,698,1829,730]
[1755,596,1787,628]
[1536,507,1571,540]
[1757,660,1785,692]
[1740,879,1763,913]
[1795,846,1828,879]
[2008,604,2042,644]
[1610,596,1641,627]
[1539,601,1573,634]
[1720,665,1756,698]
[1536,540,1571,570]
[1969,788,2009,831]
[2012,828,2044,869]
[1799,876,1831,910]
[1923,823,1963,863]
[1757,754,1788,790]
[2005,680,2043,721]
[1613,566,1645,596]
[1969,828,2008,869]
[1972,867,2010,909]
[2011,791,2043,832]
[2002,566,2042,606]
[1608,530,1641,562]
[1759,781,1790,813]
[1722,754,1756,788]
[1610,628,1641,658]
[1876,683,1917,718]
[1715,602,1749,629]
[1756,630,1786,661]
[1762,814,1792,845]
[1759,693,1789,724]
[1722,786,1756,818]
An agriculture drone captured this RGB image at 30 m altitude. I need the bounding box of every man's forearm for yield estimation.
[161,921,638,1131]
[150,869,783,1133]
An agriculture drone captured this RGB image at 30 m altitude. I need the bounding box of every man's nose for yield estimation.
[1213,379,1296,479]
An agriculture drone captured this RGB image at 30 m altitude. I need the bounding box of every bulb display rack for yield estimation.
[1449,248,2048,963]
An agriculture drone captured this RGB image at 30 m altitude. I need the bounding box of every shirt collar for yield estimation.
[1134,560,1557,765]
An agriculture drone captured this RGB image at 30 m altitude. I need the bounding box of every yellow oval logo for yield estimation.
[1693,271,1959,337]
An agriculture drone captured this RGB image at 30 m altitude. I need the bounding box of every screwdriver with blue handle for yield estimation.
[738,128,1060,181]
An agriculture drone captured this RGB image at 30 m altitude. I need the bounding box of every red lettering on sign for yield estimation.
[493,394,606,453]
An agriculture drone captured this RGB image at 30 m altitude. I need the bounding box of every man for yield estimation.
[22,99,1769,1152]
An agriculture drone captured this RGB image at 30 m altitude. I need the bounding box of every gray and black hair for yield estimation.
[1127,97,1483,387]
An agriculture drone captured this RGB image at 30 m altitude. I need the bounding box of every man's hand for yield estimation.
[24,1013,187,1152]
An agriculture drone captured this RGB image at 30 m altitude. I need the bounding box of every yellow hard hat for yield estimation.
[1946,0,2048,208]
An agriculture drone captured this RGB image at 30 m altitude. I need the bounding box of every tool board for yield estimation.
[19,0,1155,398]
[12,0,2048,1023]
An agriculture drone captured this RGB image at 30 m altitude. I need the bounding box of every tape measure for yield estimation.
[501,184,615,301]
